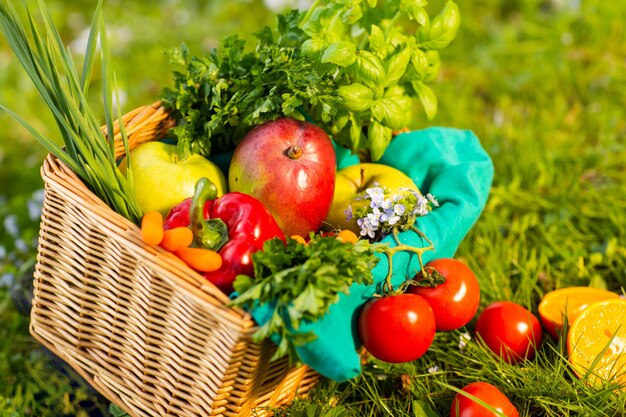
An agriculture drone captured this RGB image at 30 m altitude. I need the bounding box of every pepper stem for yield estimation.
[190,177,229,251]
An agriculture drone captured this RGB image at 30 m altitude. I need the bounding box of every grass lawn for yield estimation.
[1,0,626,416]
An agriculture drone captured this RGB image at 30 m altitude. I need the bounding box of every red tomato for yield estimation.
[450,382,520,417]
[475,301,542,363]
[408,258,481,331]
[358,293,436,363]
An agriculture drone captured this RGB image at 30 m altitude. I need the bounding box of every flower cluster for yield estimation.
[345,186,439,241]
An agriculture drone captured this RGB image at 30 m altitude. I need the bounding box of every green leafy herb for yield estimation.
[160,11,340,158]
[230,235,379,363]
[161,0,460,161]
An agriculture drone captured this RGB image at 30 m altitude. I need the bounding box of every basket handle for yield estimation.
[101,100,176,160]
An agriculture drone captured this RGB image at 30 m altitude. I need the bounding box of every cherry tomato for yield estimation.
[408,258,481,331]
[358,293,436,363]
[475,301,542,363]
[450,382,520,417]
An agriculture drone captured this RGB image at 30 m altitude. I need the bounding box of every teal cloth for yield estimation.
[251,127,494,382]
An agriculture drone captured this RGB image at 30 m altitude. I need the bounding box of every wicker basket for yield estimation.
[29,101,319,417]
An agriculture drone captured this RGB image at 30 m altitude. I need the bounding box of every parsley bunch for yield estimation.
[160,11,339,158]
[230,235,379,363]
[161,1,460,161]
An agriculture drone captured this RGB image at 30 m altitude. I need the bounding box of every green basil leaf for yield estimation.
[338,83,374,112]
[401,0,429,26]
[369,24,386,57]
[412,80,438,120]
[367,121,393,161]
[341,3,363,24]
[385,47,411,87]
[355,50,385,85]
[371,93,411,130]
[301,8,325,37]
[388,26,407,49]
[349,115,365,153]
[301,38,325,57]
[411,48,429,78]
[321,41,357,67]
[418,1,461,50]
[366,0,377,7]
[329,110,351,135]
[424,50,441,82]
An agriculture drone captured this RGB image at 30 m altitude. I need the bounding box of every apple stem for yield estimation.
[377,226,434,294]
[287,145,303,160]
[359,168,365,191]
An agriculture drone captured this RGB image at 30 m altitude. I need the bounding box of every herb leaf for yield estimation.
[161,1,460,162]
[230,235,379,363]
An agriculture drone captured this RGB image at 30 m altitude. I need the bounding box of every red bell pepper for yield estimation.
[164,177,285,294]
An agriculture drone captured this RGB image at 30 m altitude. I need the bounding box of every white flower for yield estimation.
[415,195,430,216]
[394,203,406,216]
[357,217,378,238]
[427,193,440,207]
[367,187,386,208]
[459,332,471,351]
[344,205,353,221]
[428,366,440,374]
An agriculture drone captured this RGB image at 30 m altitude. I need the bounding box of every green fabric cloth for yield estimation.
[251,127,494,382]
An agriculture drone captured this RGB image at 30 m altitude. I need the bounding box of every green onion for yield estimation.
[0,0,142,223]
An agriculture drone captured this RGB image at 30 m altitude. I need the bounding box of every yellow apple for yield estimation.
[120,141,227,216]
[324,163,420,233]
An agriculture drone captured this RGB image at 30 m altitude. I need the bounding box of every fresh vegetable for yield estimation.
[120,141,228,216]
[0,1,143,221]
[325,162,420,233]
[357,293,436,363]
[164,177,285,294]
[161,227,194,252]
[474,301,542,364]
[567,298,626,390]
[160,1,460,161]
[408,258,480,331]
[290,235,308,245]
[230,234,379,362]
[228,118,336,236]
[538,286,620,339]
[450,382,519,417]
[175,247,222,273]
[334,229,358,244]
[141,211,164,246]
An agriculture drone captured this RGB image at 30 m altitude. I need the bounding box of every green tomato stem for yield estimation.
[377,225,434,295]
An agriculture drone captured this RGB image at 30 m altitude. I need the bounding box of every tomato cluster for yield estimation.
[356,258,536,416]
[357,258,480,363]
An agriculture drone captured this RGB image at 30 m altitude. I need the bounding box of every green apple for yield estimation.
[120,141,227,216]
[324,163,420,233]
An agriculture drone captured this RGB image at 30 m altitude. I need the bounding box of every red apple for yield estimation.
[228,118,336,237]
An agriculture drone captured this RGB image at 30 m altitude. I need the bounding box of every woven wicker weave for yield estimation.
[30,102,319,417]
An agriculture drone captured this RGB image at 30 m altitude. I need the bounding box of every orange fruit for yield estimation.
[538,287,620,339]
[567,298,626,390]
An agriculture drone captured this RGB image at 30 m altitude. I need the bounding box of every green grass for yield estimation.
[1,0,626,416]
